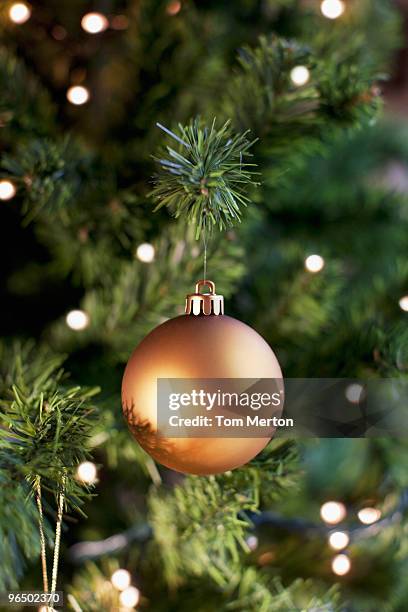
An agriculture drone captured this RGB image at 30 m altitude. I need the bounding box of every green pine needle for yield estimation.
[151,119,259,239]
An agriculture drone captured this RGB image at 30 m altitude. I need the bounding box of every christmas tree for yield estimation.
[1,1,408,610]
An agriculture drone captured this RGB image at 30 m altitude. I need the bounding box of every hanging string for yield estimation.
[203,223,208,282]
[51,471,66,597]
[35,476,49,593]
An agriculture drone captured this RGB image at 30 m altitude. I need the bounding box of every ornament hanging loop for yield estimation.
[195,279,215,295]
[185,279,224,316]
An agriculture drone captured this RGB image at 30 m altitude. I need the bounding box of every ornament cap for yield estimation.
[185,280,224,316]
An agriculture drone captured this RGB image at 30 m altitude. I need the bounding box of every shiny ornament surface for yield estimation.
[122,281,283,475]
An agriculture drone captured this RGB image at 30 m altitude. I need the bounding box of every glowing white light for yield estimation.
[328,531,350,551]
[305,254,325,273]
[66,309,90,331]
[246,535,258,551]
[111,568,131,591]
[320,0,345,19]
[67,85,90,106]
[81,12,108,34]
[358,507,381,525]
[290,66,310,86]
[399,296,408,312]
[345,383,365,404]
[320,501,347,524]
[136,242,155,263]
[9,2,31,24]
[0,180,16,200]
[332,553,351,576]
[76,461,97,484]
[119,586,140,608]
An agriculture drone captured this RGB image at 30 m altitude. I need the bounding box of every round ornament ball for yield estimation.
[122,280,283,475]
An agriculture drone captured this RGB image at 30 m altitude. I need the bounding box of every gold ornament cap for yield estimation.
[185,280,224,316]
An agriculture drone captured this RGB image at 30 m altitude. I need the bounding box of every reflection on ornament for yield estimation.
[122,280,284,475]
[345,383,365,404]
[111,569,131,591]
[320,0,345,19]
[320,501,346,524]
[119,586,140,608]
[66,309,90,331]
[399,296,408,312]
[76,461,97,484]
[290,66,310,86]
[357,507,381,524]
[81,12,108,34]
[332,553,351,576]
[305,254,325,273]
[67,85,90,106]
[0,180,16,200]
[136,242,155,262]
[328,531,349,550]
[9,2,31,24]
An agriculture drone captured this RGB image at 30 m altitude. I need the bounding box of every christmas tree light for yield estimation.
[305,254,325,273]
[136,243,155,262]
[358,507,381,525]
[76,461,97,484]
[81,12,108,34]
[9,2,31,24]
[320,0,345,20]
[290,66,310,86]
[67,86,90,106]
[66,310,90,331]
[320,501,347,524]
[0,180,16,200]
[332,554,351,576]
[328,531,350,550]
[111,569,131,591]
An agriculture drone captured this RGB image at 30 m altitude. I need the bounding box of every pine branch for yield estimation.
[151,119,259,238]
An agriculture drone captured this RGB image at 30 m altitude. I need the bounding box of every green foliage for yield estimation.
[148,441,298,588]
[0,341,99,588]
[151,120,258,238]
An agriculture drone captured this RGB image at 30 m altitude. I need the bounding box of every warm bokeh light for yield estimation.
[76,461,97,484]
[290,65,310,86]
[9,2,31,24]
[67,85,90,106]
[305,254,325,273]
[119,586,140,608]
[167,1,182,16]
[345,383,365,404]
[136,242,155,263]
[320,0,345,19]
[246,535,259,551]
[358,507,382,525]
[328,531,350,551]
[332,553,351,576]
[320,501,347,524]
[66,309,90,331]
[111,569,131,591]
[399,295,408,312]
[81,12,108,34]
[0,180,16,200]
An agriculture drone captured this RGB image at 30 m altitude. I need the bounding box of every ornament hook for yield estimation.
[185,280,224,316]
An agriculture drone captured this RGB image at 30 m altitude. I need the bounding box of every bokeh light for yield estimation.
[358,507,381,525]
[76,461,97,484]
[320,0,345,19]
[136,242,155,263]
[332,553,351,576]
[305,254,325,273]
[399,295,408,312]
[290,65,310,86]
[328,531,350,550]
[81,12,108,34]
[119,586,140,608]
[66,309,90,331]
[320,501,347,524]
[9,3,31,24]
[111,568,131,591]
[67,85,90,106]
[0,180,16,200]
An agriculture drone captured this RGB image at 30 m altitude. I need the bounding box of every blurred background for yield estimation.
[1,1,408,611]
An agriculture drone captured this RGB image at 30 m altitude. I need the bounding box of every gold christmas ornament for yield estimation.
[122,281,283,475]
